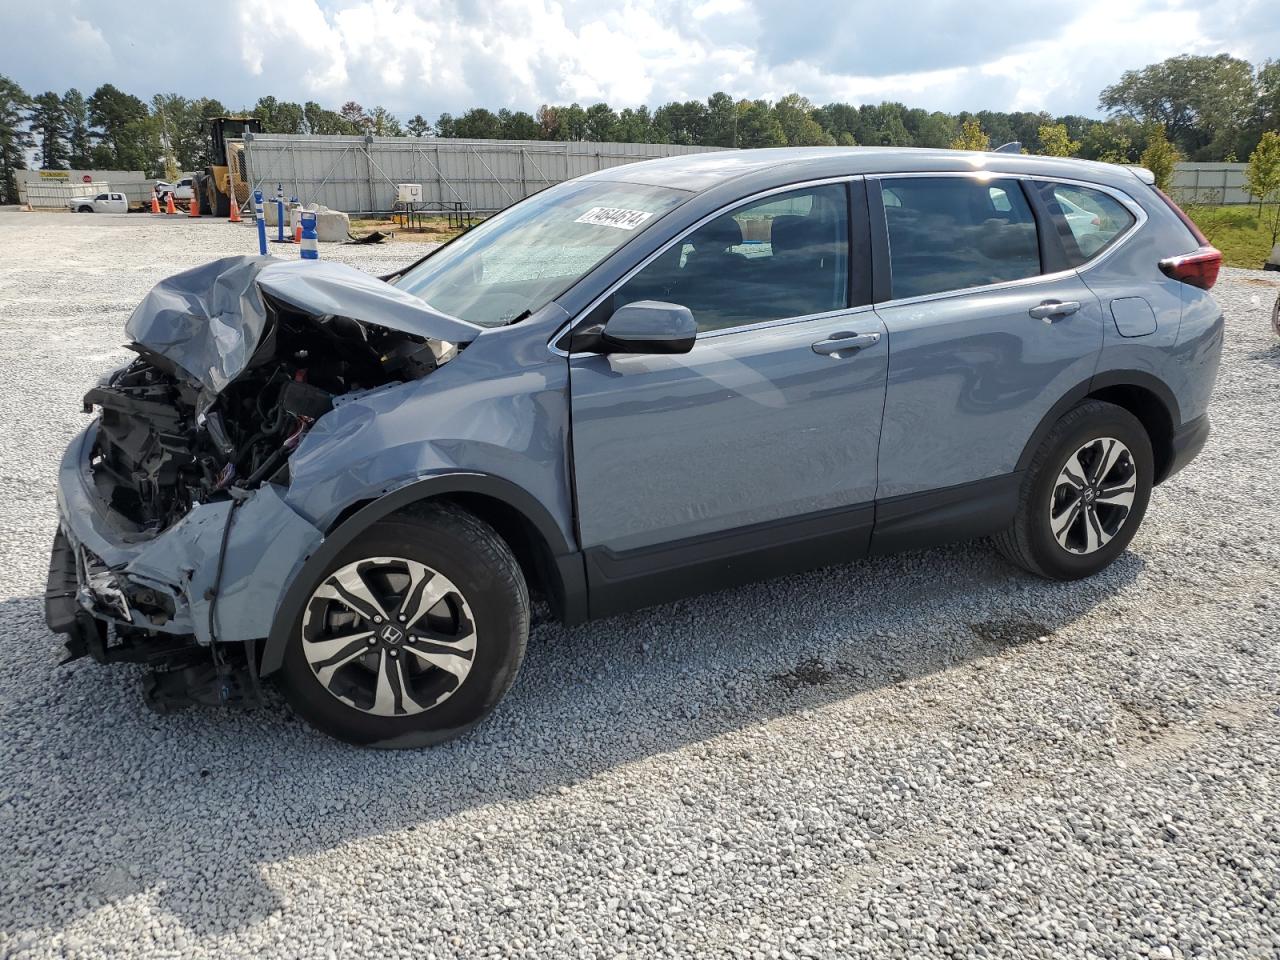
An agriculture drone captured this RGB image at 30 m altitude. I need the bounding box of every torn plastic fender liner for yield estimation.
[124,255,480,412]
[124,484,323,646]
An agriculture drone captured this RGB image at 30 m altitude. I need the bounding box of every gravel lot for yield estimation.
[1,211,1278,959]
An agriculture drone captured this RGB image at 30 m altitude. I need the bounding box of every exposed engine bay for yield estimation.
[77,254,477,535]
[87,301,450,533]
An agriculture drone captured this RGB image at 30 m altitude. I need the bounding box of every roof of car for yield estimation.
[582,146,1147,194]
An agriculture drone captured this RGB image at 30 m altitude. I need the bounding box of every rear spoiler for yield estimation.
[1126,166,1156,186]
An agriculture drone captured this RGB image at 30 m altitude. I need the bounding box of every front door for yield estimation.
[567,181,888,615]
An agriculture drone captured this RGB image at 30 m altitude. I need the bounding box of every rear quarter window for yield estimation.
[1035,182,1136,267]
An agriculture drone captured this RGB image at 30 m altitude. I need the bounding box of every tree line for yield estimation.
[2,53,1277,204]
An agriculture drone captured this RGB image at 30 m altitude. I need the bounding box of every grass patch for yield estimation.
[1184,204,1279,269]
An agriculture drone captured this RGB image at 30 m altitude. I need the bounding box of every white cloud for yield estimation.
[1,0,1272,121]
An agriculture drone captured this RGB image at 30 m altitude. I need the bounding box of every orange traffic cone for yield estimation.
[188,190,200,218]
[228,180,241,223]
[150,190,160,215]
[165,192,177,215]
[294,223,302,244]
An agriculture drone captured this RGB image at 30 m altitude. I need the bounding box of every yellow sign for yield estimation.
[38,170,70,180]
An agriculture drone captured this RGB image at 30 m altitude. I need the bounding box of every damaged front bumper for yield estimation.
[46,421,324,663]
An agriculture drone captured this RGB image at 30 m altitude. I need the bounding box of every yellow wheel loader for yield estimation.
[192,117,262,217]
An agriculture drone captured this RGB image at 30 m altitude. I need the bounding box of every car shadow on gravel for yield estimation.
[0,539,1142,938]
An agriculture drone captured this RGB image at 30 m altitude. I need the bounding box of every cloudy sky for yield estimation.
[4,0,1274,120]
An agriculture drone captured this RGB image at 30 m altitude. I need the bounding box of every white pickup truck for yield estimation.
[67,191,128,214]
[153,177,194,202]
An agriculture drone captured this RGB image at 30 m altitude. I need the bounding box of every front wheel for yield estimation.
[994,400,1153,580]
[276,504,529,748]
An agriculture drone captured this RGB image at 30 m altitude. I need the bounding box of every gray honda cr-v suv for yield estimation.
[47,147,1223,746]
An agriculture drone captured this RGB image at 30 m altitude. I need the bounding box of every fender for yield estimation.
[1014,369,1180,475]
[260,472,584,676]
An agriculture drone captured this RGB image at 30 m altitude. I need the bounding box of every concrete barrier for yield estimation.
[288,204,350,243]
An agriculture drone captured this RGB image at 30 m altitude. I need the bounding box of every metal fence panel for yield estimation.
[1170,163,1255,206]
[239,135,728,216]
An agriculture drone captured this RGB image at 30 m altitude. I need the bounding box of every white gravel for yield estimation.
[1,211,1278,959]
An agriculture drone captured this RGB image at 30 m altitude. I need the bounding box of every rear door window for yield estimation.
[1035,182,1136,266]
[881,177,1040,299]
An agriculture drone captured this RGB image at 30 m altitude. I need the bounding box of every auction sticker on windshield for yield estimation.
[574,207,653,230]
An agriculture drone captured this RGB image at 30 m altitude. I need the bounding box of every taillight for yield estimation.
[1159,246,1222,290]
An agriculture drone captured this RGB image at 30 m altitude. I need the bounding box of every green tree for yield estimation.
[914,111,956,148]
[556,103,589,141]
[1139,125,1180,192]
[614,106,653,143]
[0,75,32,203]
[1100,54,1256,160]
[368,105,402,136]
[498,109,539,140]
[406,113,429,138]
[950,117,990,151]
[255,96,306,134]
[704,92,737,147]
[1078,118,1143,163]
[30,91,68,169]
[774,94,834,146]
[653,100,707,145]
[434,112,457,138]
[584,102,617,142]
[734,99,785,148]
[454,108,502,139]
[305,101,358,135]
[1259,60,1280,130]
[62,88,92,167]
[1036,122,1079,157]
[1246,129,1280,246]
[812,102,860,144]
[87,83,151,169]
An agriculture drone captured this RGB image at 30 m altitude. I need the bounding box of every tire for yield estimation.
[212,184,230,219]
[993,400,1153,580]
[77,205,92,213]
[276,503,529,748]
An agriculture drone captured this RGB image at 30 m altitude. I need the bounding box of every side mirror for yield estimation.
[599,301,697,355]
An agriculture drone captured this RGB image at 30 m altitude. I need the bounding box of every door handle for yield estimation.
[1029,300,1081,323]
[812,331,881,356]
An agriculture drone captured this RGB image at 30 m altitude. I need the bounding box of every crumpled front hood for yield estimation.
[124,255,479,406]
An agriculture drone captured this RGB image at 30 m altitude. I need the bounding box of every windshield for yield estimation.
[393,179,688,326]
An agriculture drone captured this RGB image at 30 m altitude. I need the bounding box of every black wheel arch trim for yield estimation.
[260,473,586,676]
[1015,370,1182,477]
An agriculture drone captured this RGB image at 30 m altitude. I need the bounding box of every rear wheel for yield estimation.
[276,504,529,747]
[994,400,1153,580]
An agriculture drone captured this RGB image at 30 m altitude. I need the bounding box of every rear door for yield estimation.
[568,179,888,614]
[869,174,1107,511]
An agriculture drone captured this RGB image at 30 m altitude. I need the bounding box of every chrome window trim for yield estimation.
[872,171,1148,309]
[549,175,863,356]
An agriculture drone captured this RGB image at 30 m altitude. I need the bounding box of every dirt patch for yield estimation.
[772,657,837,690]
[968,617,1049,651]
